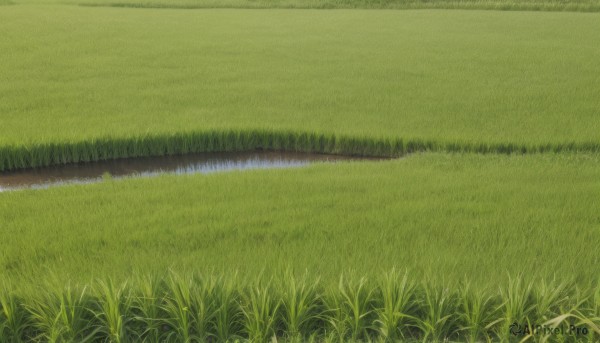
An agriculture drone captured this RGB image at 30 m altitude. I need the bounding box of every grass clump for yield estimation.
[278,272,322,340]
[0,290,30,342]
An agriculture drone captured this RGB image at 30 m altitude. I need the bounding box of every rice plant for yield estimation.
[240,278,281,341]
[415,282,460,342]
[325,275,377,342]
[0,274,599,342]
[93,279,134,343]
[190,275,219,342]
[495,276,536,342]
[458,282,496,343]
[373,269,418,341]
[0,289,30,343]
[212,275,243,341]
[130,275,165,342]
[277,272,322,340]
[532,278,572,323]
[24,284,97,342]
[322,287,350,343]
[161,273,196,342]
[565,282,600,343]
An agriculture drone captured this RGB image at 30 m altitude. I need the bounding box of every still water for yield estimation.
[0,151,364,191]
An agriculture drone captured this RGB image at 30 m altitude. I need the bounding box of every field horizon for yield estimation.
[9,0,600,12]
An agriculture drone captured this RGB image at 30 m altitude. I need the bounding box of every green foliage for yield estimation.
[25,284,97,342]
[3,129,600,172]
[278,271,322,340]
[130,275,165,342]
[0,130,397,172]
[93,280,134,343]
[1,273,599,342]
[2,7,600,171]
[374,269,418,341]
[336,276,377,341]
[494,276,536,341]
[458,282,496,343]
[1,4,599,342]
[2,153,600,289]
[241,279,281,341]
[161,273,196,342]
[415,283,460,341]
[212,275,244,341]
[0,288,30,343]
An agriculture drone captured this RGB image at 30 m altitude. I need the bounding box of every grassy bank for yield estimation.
[1,271,599,342]
[3,129,600,172]
[1,6,600,170]
[2,153,599,287]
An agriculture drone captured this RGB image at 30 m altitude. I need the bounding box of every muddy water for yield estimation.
[0,151,366,191]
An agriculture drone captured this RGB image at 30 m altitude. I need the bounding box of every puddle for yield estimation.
[0,151,371,191]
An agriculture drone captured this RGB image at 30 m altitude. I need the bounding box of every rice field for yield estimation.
[1,1,600,342]
[1,6,600,172]
[2,154,600,286]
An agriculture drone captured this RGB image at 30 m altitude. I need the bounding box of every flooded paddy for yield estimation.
[0,151,374,191]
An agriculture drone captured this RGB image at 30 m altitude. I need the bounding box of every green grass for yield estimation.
[2,3,600,340]
[5,129,598,172]
[1,153,599,287]
[1,271,599,342]
[1,7,600,170]
[13,0,600,11]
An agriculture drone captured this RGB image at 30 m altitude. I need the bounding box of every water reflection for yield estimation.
[0,151,361,191]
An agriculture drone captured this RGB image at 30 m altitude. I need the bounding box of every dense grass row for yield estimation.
[13,0,600,12]
[1,271,599,342]
[3,129,600,171]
